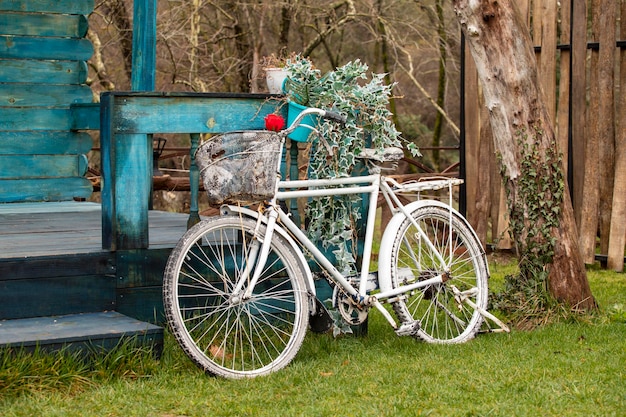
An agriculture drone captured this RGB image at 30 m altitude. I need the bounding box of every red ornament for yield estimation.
[264,114,286,132]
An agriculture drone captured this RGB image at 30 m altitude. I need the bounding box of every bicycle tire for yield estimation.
[163,215,309,378]
[388,205,488,343]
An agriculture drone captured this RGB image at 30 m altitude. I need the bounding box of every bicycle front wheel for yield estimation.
[389,205,488,343]
[163,215,309,378]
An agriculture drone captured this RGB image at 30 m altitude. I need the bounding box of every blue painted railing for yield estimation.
[96,92,286,251]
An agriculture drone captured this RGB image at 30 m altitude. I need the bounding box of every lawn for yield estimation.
[1,256,625,417]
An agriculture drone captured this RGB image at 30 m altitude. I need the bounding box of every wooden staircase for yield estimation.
[0,202,183,354]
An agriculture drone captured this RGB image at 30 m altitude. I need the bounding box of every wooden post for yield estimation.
[131,0,157,92]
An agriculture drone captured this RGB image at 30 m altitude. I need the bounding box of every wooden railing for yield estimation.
[89,92,285,251]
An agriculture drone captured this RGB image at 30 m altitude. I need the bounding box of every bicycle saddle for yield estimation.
[357,147,404,162]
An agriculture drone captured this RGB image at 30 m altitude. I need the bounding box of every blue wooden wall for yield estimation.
[0,0,95,202]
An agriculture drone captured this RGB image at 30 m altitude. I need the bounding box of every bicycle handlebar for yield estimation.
[283,106,347,136]
[321,110,347,124]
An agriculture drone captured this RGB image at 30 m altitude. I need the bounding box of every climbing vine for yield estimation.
[494,124,568,325]
[284,57,418,273]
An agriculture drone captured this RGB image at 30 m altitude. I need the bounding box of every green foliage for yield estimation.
[0,338,159,398]
[495,125,567,326]
[284,56,418,271]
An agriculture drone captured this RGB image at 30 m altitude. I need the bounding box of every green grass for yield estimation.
[1,259,625,416]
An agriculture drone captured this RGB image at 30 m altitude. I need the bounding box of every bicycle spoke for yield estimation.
[163,216,309,378]
[389,205,488,343]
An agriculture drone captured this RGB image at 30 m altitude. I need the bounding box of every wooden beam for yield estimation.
[131,0,157,91]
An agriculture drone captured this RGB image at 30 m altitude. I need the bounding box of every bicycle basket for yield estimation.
[195,131,282,205]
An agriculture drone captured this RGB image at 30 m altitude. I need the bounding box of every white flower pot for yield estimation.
[265,68,288,94]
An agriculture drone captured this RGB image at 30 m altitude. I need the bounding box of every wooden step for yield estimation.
[0,311,163,355]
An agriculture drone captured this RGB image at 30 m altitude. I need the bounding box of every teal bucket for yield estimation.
[287,101,319,142]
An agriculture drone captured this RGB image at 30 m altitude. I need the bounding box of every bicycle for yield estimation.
[163,107,509,378]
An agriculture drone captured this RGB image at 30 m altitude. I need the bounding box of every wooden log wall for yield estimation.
[0,0,95,202]
[463,0,626,271]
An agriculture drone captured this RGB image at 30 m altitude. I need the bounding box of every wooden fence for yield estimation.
[462,0,626,272]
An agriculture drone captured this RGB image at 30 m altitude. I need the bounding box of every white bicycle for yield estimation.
[163,108,508,378]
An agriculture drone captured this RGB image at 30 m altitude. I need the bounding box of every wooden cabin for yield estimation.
[0,0,292,353]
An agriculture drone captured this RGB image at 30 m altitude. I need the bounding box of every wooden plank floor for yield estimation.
[0,202,191,259]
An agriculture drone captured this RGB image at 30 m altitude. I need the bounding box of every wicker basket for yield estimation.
[195,131,282,205]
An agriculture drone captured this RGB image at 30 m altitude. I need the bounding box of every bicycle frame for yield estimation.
[227,168,456,330]
[225,106,472,331]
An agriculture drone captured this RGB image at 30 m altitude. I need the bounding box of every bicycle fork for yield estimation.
[228,207,280,304]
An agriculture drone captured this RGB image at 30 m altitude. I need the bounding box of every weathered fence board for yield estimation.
[0,155,88,179]
[0,108,77,130]
[0,84,93,107]
[0,35,93,61]
[596,0,617,260]
[462,44,481,240]
[578,0,613,263]
[0,178,93,202]
[556,0,572,175]
[0,59,88,84]
[0,132,92,155]
[0,12,88,38]
[570,0,588,221]
[607,1,626,272]
[464,0,625,269]
[537,0,558,121]
[0,0,94,15]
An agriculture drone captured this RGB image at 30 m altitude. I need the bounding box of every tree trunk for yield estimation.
[452,0,596,309]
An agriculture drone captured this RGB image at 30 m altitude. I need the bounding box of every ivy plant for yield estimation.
[284,56,419,273]
[493,125,567,326]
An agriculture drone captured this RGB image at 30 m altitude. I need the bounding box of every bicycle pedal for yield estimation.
[395,320,421,337]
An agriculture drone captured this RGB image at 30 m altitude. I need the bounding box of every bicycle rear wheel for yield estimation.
[163,215,309,378]
[389,205,488,343]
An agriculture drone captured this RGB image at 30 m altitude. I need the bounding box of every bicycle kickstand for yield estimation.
[450,285,511,333]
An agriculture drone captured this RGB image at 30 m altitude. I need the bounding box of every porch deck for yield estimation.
[0,201,189,259]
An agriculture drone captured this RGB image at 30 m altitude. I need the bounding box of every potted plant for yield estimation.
[261,54,290,94]
[282,55,419,272]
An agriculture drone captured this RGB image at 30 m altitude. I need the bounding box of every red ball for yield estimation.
[264,114,286,132]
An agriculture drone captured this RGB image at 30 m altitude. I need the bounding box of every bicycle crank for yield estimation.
[332,287,369,325]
